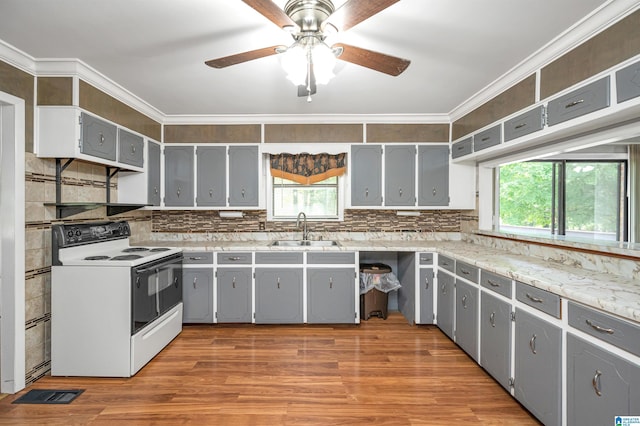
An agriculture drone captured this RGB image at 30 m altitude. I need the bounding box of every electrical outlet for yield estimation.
[259,221,265,230]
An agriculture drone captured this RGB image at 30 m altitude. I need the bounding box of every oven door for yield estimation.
[131,253,183,334]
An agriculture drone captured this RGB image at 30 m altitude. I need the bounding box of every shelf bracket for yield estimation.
[105,166,121,203]
[55,158,75,204]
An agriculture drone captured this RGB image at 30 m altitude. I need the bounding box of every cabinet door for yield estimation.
[419,268,434,324]
[567,333,640,426]
[196,146,226,207]
[385,145,415,206]
[217,267,252,323]
[514,308,562,426]
[436,271,455,340]
[118,128,144,167]
[147,141,161,206]
[307,268,356,324]
[228,146,259,206]
[80,112,117,161]
[164,146,194,207]
[455,280,478,361]
[480,292,512,390]
[182,268,213,323]
[255,268,303,324]
[418,145,449,206]
[351,145,382,206]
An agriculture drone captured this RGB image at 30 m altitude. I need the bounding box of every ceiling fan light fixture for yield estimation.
[280,43,308,86]
[311,41,337,84]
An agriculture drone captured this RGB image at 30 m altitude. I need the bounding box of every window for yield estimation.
[498,160,627,241]
[270,176,341,220]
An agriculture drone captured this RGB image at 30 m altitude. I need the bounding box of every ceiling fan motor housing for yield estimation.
[284,0,335,32]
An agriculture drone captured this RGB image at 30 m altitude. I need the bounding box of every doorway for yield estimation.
[0,90,26,394]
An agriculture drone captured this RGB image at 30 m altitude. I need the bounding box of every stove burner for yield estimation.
[150,248,170,252]
[85,255,110,261]
[111,254,143,261]
[123,247,149,253]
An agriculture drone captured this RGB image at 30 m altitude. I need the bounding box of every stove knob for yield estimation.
[67,230,74,238]
[75,230,81,236]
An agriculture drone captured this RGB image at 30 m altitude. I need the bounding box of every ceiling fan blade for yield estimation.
[298,68,317,97]
[241,0,298,30]
[334,43,410,76]
[205,45,284,68]
[324,0,400,32]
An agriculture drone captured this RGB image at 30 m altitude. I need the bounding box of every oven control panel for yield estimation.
[52,221,131,247]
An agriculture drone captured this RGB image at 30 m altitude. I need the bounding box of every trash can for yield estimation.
[359,263,401,320]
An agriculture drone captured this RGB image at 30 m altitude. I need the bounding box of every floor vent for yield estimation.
[12,389,84,404]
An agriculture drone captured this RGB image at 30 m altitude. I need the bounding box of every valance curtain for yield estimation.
[270,152,347,185]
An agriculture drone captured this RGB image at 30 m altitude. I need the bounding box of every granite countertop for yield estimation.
[135,238,640,324]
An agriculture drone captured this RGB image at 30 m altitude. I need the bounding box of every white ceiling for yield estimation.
[0,0,624,118]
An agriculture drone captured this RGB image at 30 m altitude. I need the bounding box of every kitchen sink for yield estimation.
[269,240,340,247]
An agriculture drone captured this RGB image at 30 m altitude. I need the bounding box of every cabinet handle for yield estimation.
[193,276,197,289]
[188,256,203,261]
[592,370,603,396]
[525,293,544,303]
[481,136,490,142]
[177,187,181,197]
[277,277,280,289]
[565,99,584,109]
[487,279,500,287]
[441,283,446,295]
[365,188,369,198]
[514,123,527,129]
[489,312,496,327]
[154,186,158,195]
[241,188,245,198]
[585,319,615,334]
[424,276,429,290]
[209,189,213,198]
[461,295,467,309]
[99,133,104,145]
[131,144,136,154]
[232,276,236,289]
[398,188,403,197]
[460,268,470,276]
[529,334,537,354]
[136,276,140,289]
[173,276,179,288]
[432,187,436,196]
[456,145,465,151]
[329,277,333,289]
[228,256,242,261]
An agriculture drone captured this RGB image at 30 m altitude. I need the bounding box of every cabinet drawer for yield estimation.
[547,76,610,126]
[455,261,478,283]
[480,270,512,298]
[255,252,303,264]
[118,128,144,167]
[515,281,561,318]
[616,59,640,104]
[504,105,545,142]
[183,251,213,264]
[307,252,355,264]
[217,252,252,264]
[418,253,433,265]
[451,137,472,159]
[568,301,640,357]
[438,254,455,272]
[473,125,501,152]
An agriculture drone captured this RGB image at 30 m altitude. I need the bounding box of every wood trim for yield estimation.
[163,124,261,143]
[37,77,72,106]
[366,124,449,143]
[264,123,363,143]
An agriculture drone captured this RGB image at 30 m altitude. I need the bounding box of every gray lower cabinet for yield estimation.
[514,308,562,426]
[418,268,434,324]
[418,145,449,206]
[566,333,640,426]
[164,145,194,207]
[228,146,259,207]
[80,112,117,161]
[480,291,512,390]
[455,280,478,361]
[147,141,161,206]
[307,268,356,323]
[351,145,382,206]
[436,270,455,340]
[216,267,252,323]
[182,268,214,323]
[255,268,303,324]
[385,145,415,206]
[196,146,226,207]
[397,252,416,324]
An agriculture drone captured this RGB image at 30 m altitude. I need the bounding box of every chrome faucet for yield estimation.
[296,212,309,241]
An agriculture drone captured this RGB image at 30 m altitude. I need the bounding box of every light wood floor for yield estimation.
[0,313,540,425]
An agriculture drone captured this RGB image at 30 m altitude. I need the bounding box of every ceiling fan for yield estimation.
[205,0,411,100]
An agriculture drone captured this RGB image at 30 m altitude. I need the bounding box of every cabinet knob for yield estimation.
[99,133,105,145]
[177,187,181,197]
[432,187,437,196]
[131,144,136,154]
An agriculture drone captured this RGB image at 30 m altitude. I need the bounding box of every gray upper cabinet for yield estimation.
[480,291,512,390]
[196,146,226,207]
[307,268,356,324]
[255,268,303,324]
[385,145,415,206]
[217,267,252,323]
[473,124,501,152]
[547,76,610,126]
[419,268,434,324]
[118,128,144,167]
[455,280,478,361]
[182,268,214,323]
[80,112,117,161]
[351,145,383,206]
[147,141,161,206]
[436,270,455,340]
[418,145,449,206]
[616,59,640,104]
[566,333,640,426]
[451,137,472,159]
[228,146,259,207]
[514,308,562,426]
[164,146,194,207]
[504,105,545,142]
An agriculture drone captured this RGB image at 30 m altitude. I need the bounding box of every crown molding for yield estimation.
[0,39,36,74]
[161,113,450,125]
[448,0,640,122]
